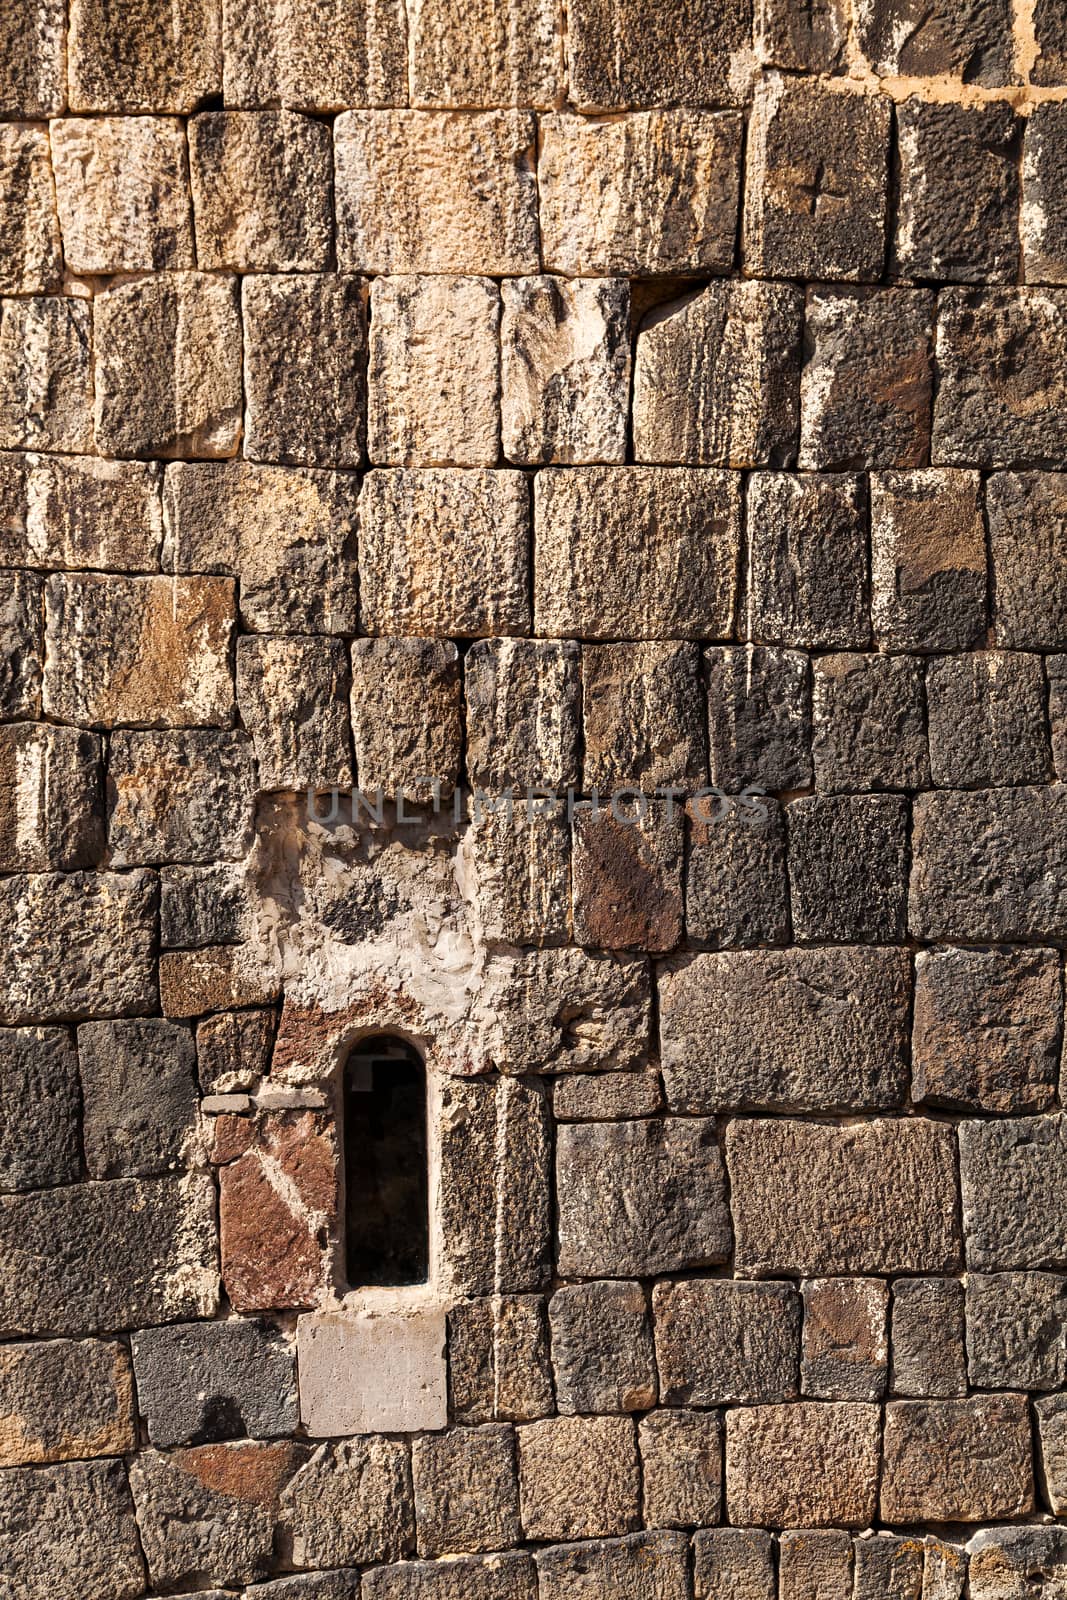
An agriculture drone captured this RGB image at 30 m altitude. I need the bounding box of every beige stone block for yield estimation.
[190,111,332,272]
[51,118,193,274]
[567,0,751,109]
[0,128,61,295]
[18,455,163,573]
[350,638,461,802]
[465,638,580,791]
[335,110,539,274]
[1,569,43,720]
[409,0,560,106]
[163,462,358,634]
[0,722,103,872]
[106,729,256,866]
[534,467,741,639]
[42,573,235,729]
[297,1308,447,1435]
[160,946,280,1018]
[0,298,93,455]
[517,1415,640,1542]
[68,0,221,111]
[223,0,406,110]
[501,277,630,465]
[779,1530,853,1600]
[726,1403,881,1528]
[539,111,742,276]
[882,1396,1034,1523]
[237,636,354,791]
[360,468,530,636]
[369,276,500,466]
[94,273,242,460]
[0,0,65,116]
[465,799,571,946]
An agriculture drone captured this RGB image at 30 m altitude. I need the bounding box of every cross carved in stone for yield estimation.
[796,160,849,217]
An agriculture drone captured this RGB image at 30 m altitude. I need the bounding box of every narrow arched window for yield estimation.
[343,1036,429,1288]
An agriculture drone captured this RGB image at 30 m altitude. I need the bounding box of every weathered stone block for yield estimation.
[0,0,64,116]
[639,1412,722,1530]
[967,1272,1067,1390]
[0,1338,133,1467]
[959,1115,1067,1270]
[968,1526,1067,1599]
[913,947,1060,1114]
[360,469,530,637]
[350,638,460,802]
[706,646,811,790]
[243,274,367,468]
[881,1396,1034,1523]
[988,472,1067,646]
[248,1576,362,1600]
[0,297,93,454]
[539,111,741,276]
[501,277,630,466]
[745,79,890,281]
[550,1281,656,1414]
[364,1553,535,1600]
[1023,103,1067,284]
[583,642,704,792]
[567,0,749,107]
[870,468,986,648]
[94,273,242,459]
[727,1118,961,1276]
[408,0,560,106]
[787,794,909,943]
[447,1295,554,1424]
[78,1018,198,1180]
[0,1459,145,1600]
[0,127,61,294]
[654,1279,800,1406]
[661,948,909,1115]
[779,1530,853,1600]
[297,1309,447,1436]
[163,462,358,634]
[0,1027,79,1193]
[161,864,249,949]
[335,111,538,274]
[801,1278,887,1402]
[0,723,103,871]
[133,1319,296,1447]
[1051,657,1067,780]
[746,472,869,649]
[853,1537,926,1600]
[52,116,193,273]
[1037,1395,1067,1513]
[555,1073,653,1123]
[633,281,801,467]
[190,111,331,271]
[68,0,220,110]
[693,1527,776,1600]
[283,1438,414,1567]
[238,637,353,791]
[923,1539,968,1600]
[480,947,651,1076]
[412,1424,520,1556]
[222,0,405,109]
[812,654,929,792]
[369,276,500,466]
[726,1402,881,1528]
[196,1010,275,1092]
[890,1278,967,1398]
[161,946,279,1018]
[685,799,789,949]
[465,639,580,791]
[466,800,571,947]
[537,1531,689,1599]
[927,652,1048,786]
[220,1111,335,1311]
[517,1416,640,1542]
[107,730,255,865]
[571,800,683,953]
[895,101,1019,283]
[0,1173,218,1336]
[1,569,42,719]
[556,1118,730,1277]
[536,468,741,640]
[0,869,158,1026]
[801,289,934,470]
[757,0,846,69]
[854,0,1012,82]
[19,454,163,572]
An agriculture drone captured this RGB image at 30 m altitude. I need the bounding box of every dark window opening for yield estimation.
[343,1036,429,1288]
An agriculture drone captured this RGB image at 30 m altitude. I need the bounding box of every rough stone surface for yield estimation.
[350,638,460,802]
[640,1412,723,1530]
[447,1296,554,1424]
[219,1111,336,1312]
[283,1438,414,1567]
[196,1010,275,1092]
[0,296,93,454]
[481,947,651,1076]
[52,116,193,273]
[408,0,559,107]
[550,1280,657,1413]
[222,0,405,108]
[1,569,43,720]
[959,1115,1067,1270]
[693,1528,776,1600]
[1023,103,1067,284]
[16,454,164,572]
[927,652,1048,787]
[0,126,62,294]
[190,111,332,272]
[571,800,683,953]
[68,0,220,110]
[78,1017,199,1179]
[881,1396,1034,1523]
[746,472,869,649]
[412,1425,520,1556]
[0,0,64,116]
[567,0,750,108]
[238,637,354,791]
[364,1553,536,1600]
[988,472,1067,647]
[582,641,704,792]
[517,1416,640,1542]
[854,0,1013,82]
[890,1278,968,1399]
[0,1458,145,1600]
[726,1403,881,1528]
[467,800,570,947]
[297,1309,448,1436]
[536,1531,690,1599]
[813,654,929,792]
[107,729,256,865]
[895,101,1019,283]
[870,468,986,649]
[787,794,908,943]
[968,1526,1067,1600]
[684,799,789,949]
[0,722,104,871]
[0,1338,134,1467]
[1037,1395,1067,1514]
[653,1279,800,1406]
[966,1273,1067,1391]
[778,1530,854,1600]
[706,646,811,791]
[0,1026,80,1193]
[465,639,580,791]
[801,1278,888,1402]
[133,1319,297,1447]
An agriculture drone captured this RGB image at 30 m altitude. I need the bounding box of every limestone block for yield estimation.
[78,1018,198,1180]
[133,1319,297,1446]
[801,1278,888,1402]
[163,462,358,634]
[539,111,741,275]
[535,467,741,640]
[870,469,986,649]
[693,1528,776,1600]
[890,1279,967,1398]
[854,0,1013,82]
[966,1272,1067,1390]
[660,948,909,1115]
[19,455,163,572]
[800,289,934,470]
[786,793,909,943]
[934,289,1067,467]
[959,1114,1067,1270]
[359,469,530,636]
[412,1424,520,1556]
[0,1339,134,1467]
[219,1112,336,1311]
[44,573,234,728]
[706,645,811,790]
[968,1527,1067,1599]
[297,1309,447,1435]
[465,638,580,791]
[282,1437,414,1566]
[52,117,192,273]
[68,0,221,110]
[480,947,651,1076]
[536,1531,690,1600]
[1037,1395,1067,1512]
[757,0,846,69]
[409,0,560,107]
[0,297,93,454]
[895,101,1019,283]
[881,1396,1033,1523]
[550,1281,657,1413]
[447,1295,554,1424]
[190,111,332,271]
[0,1027,79,1193]
[727,1118,961,1276]
[0,1173,218,1336]
[0,0,64,115]
[335,111,538,274]
[779,1530,853,1600]
[568,0,749,107]
[0,869,158,1026]
[364,1553,535,1600]
[726,1403,881,1527]
[556,1118,731,1277]
[1,569,42,719]
[466,801,571,946]
[913,948,1060,1114]
[161,864,250,948]
[238,637,354,791]
[0,127,61,294]
[685,798,789,949]
[812,654,929,793]
[653,1279,800,1405]
[94,273,242,459]
[744,79,890,282]
[988,472,1067,646]
[910,788,1067,940]
[571,800,683,953]
[501,277,629,466]
[222,0,406,110]
[195,1010,276,1092]
[0,1459,145,1600]
[0,722,104,871]
[633,281,801,467]
[107,729,256,864]
[243,274,367,468]
[746,472,869,649]
[517,1415,640,1542]
[1023,103,1067,283]
[583,641,705,792]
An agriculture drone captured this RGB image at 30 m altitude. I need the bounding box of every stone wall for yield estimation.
[3,0,1067,1594]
